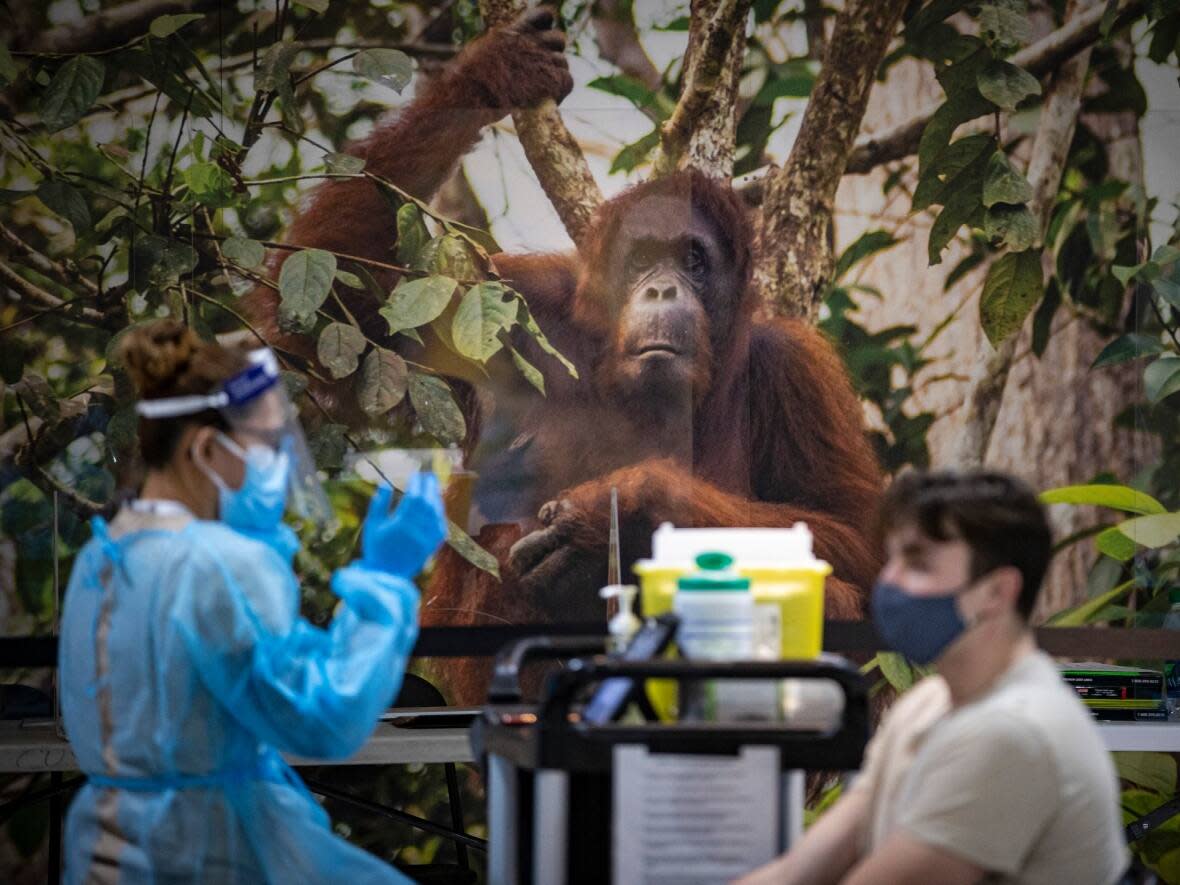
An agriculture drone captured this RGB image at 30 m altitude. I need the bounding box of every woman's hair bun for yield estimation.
[118,319,202,399]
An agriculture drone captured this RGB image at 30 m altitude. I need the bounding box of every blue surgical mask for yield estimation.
[870,580,969,665]
[195,433,291,533]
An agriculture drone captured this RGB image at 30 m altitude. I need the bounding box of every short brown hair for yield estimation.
[879,470,1053,620]
[118,320,251,468]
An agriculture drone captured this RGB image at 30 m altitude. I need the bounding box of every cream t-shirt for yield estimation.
[849,649,1129,885]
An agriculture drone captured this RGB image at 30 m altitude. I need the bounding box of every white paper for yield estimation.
[612,745,780,885]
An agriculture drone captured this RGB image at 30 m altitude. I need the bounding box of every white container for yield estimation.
[674,553,773,721]
[652,523,822,568]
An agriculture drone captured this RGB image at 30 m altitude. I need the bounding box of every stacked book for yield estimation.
[1059,662,1167,722]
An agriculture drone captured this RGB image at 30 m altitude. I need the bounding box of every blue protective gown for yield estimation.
[59,503,418,884]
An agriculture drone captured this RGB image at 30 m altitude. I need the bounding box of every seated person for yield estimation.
[738,469,1128,885]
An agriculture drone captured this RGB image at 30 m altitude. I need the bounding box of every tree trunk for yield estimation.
[755,0,908,319]
[479,0,603,246]
[833,12,1155,617]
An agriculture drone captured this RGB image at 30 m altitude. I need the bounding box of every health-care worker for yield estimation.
[58,319,447,884]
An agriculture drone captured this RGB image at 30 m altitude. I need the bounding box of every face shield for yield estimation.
[135,348,334,530]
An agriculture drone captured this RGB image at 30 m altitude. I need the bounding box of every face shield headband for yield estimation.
[134,349,334,531]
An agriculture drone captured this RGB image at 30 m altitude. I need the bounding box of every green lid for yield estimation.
[677,552,751,591]
[1170,586,1180,605]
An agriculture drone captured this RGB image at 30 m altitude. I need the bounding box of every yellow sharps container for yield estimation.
[632,523,831,718]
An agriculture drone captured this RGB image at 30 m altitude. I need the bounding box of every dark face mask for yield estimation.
[870,579,971,665]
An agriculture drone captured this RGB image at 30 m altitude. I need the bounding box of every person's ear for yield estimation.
[988,566,1023,613]
[187,425,218,464]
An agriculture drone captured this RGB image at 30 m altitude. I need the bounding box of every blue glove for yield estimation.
[361,472,448,578]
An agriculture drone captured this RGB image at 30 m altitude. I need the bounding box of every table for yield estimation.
[1096,722,1180,753]
[0,719,474,773]
[0,717,479,885]
[3,719,1177,773]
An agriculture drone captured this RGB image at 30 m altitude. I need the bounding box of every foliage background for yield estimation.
[0,0,1178,880]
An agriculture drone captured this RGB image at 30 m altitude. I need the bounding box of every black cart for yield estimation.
[472,638,870,885]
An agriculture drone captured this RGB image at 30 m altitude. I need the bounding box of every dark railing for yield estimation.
[3,623,1177,667]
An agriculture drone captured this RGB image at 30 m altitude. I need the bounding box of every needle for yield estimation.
[608,486,621,587]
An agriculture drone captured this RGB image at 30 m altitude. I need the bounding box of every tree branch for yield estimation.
[591,0,662,92]
[0,222,99,296]
[653,0,752,178]
[755,0,908,319]
[951,0,1099,469]
[479,0,603,247]
[19,0,222,55]
[0,260,105,324]
[844,0,1145,175]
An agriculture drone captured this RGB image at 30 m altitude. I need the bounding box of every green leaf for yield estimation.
[907,0,975,39]
[222,237,265,269]
[324,152,365,175]
[1147,12,1180,64]
[588,74,663,113]
[977,1,1033,52]
[984,204,1037,251]
[1112,263,1141,286]
[131,236,197,290]
[509,344,545,394]
[278,248,336,330]
[751,59,818,103]
[317,322,366,379]
[1151,277,1180,311]
[149,13,205,38]
[1117,512,1180,549]
[256,40,298,93]
[256,41,300,132]
[835,230,898,279]
[979,249,1044,346]
[452,282,519,362]
[517,297,578,379]
[334,269,363,289]
[611,128,660,175]
[928,173,987,265]
[913,134,993,211]
[0,43,19,87]
[36,180,90,231]
[421,235,481,279]
[1145,356,1180,404]
[380,276,457,332]
[94,206,128,236]
[358,348,408,415]
[878,652,915,691]
[293,0,330,12]
[352,48,413,93]
[977,60,1040,111]
[1091,334,1166,369]
[1030,278,1060,357]
[0,335,26,384]
[445,519,500,578]
[1046,579,1133,625]
[40,56,104,132]
[181,162,235,208]
[1040,484,1166,515]
[982,151,1034,207]
[1152,244,1180,266]
[409,372,466,445]
[919,47,996,172]
[1115,753,1177,796]
[397,204,431,268]
[308,422,347,471]
[1099,0,1120,39]
[1096,527,1137,561]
